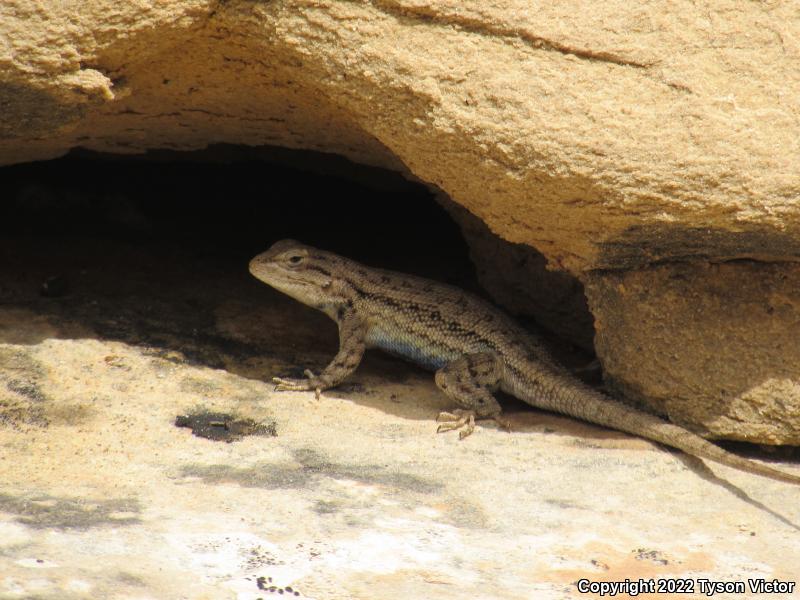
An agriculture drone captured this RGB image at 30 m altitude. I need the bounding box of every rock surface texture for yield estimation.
[1,238,799,599]
[2,4,800,434]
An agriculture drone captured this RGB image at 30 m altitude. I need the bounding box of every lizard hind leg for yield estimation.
[434,352,503,439]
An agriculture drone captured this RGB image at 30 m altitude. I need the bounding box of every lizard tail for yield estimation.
[637,417,800,485]
[533,377,800,485]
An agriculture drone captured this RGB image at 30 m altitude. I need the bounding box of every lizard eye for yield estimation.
[287,254,305,265]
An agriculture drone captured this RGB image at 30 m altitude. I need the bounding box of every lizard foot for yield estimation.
[436,409,476,440]
[272,369,323,399]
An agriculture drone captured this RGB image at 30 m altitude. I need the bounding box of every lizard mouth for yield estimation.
[282,273,315,285]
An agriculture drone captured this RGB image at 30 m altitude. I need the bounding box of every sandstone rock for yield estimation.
[587,262,800,444]
[3,0,800,270]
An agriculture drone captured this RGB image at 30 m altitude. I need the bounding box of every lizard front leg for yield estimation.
[273,311,368,399]
[434,352,504,439]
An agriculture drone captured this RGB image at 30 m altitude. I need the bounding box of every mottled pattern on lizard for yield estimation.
[249,239,800,485]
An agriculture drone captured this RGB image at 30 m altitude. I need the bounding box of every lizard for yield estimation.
[249,239,800,485]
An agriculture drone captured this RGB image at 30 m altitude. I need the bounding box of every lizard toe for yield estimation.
[436,409,477,438]
[272,376,310,391]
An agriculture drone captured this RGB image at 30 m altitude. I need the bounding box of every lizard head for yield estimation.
[249,239,339,310]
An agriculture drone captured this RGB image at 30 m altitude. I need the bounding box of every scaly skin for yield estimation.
[249,239,800,485]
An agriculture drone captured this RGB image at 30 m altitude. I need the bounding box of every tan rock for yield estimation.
[587,261,800,444]
[3,0,800,269]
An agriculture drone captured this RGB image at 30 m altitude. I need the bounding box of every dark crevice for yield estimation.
[0,144,593,387]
